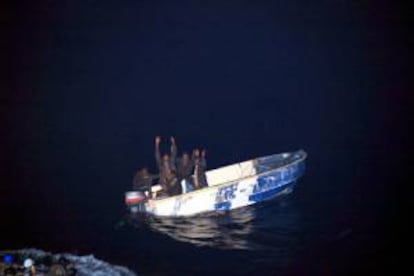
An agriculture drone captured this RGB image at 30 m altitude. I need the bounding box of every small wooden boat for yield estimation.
[125,150,307,217]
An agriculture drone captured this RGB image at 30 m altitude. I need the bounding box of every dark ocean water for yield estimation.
[2,144,402,275]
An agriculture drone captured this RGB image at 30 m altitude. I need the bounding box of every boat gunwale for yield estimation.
[146,150,307,204]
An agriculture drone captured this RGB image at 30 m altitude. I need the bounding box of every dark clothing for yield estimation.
[167,176,182,196]
[194,156,208,188]
[176,158,194,185]
[133,170,153,197]
[133,172,152,190]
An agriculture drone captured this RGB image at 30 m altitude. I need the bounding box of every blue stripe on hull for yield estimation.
[214,201,231,211]
[248,181,295,202]
[214,158,305,212]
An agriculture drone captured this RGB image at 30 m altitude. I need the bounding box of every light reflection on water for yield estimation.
[126,198,302,253]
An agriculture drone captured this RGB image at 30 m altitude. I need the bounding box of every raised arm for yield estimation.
[201,149,207,168]
[170,136,177,160]
[155,136,161,167]
[192,149,199,164]
[169,136,178,171]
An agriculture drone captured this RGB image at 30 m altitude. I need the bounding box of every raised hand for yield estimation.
[155,136,161,145]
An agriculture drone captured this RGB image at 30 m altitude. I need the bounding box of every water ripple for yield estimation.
[126,198,303,253]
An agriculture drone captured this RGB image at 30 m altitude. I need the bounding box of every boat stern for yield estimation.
[125,191,147,213]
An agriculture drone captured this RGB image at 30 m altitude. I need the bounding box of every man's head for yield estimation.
[162,154,170,163]
[182,153,190,164]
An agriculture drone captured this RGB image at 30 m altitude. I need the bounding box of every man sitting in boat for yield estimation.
[193,149,208,189]
[155,136,182,196]
[132,167,154,198]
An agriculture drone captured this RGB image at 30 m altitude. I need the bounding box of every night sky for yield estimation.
[1,0,410,273]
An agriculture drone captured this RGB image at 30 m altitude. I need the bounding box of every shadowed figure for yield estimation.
[132,167,153,197]
[177,152,195,191]
[155,136,181,196]
[193,149,208,189]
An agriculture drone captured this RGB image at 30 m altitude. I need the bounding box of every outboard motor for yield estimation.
[125,191,147,212]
